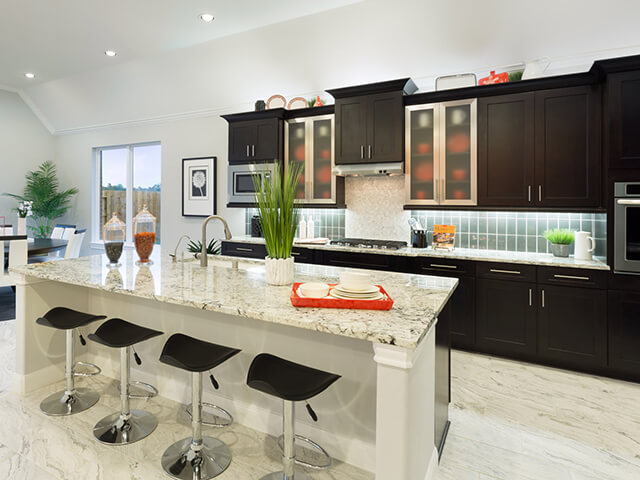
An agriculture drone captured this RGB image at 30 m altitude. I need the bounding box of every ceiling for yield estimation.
[0,0,361,89]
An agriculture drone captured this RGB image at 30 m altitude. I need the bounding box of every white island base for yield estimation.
[12,254,455,480]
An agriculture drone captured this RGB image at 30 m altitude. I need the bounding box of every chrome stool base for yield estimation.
[73,361,101,377]
[161,436,232,480]
[93,409,158,445]
[186,403,233,427]
[40,388,99,416]
[259,472,313,480]
[276,434,332,469]
[117,380,158,399]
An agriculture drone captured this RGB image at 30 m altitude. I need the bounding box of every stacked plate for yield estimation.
[330,284,384,301]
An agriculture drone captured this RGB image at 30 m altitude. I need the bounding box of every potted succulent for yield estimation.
[253,163,302,285]
[543,229,575,258]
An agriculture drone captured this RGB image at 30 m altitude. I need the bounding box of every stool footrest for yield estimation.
[276,434,332,469]
[73,361,101,377]
[185,403,233,428]
[117,381,158,399]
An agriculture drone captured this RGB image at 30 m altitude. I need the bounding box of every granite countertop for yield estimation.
[227,236,610,271]
[11,250,458,350]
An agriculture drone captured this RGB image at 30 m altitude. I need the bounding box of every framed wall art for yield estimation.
[182,156,217,217]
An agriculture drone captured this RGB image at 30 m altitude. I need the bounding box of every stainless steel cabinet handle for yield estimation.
[553,274,590,281]
[360,145,364,159]
[236,247,253,252]
[252,145,255,157]
[490,269,521,275]
[542,289,545,308]
[246,145,250,157]
[528,185,532,202]
[441,179,445,202]
[538,185,542,202]
[291,252,300,256]
[617,199,640,205]
[429,263,457,269]
[529,288,532,306]
[368,145,372,159]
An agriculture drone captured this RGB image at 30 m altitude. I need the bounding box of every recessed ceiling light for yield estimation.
[199,13,215,22]
[24,72,35,79]
[105,50,117,57]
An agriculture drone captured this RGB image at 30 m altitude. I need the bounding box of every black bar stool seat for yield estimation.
[36,307,106,330]
[159,334,241,480]
[247,354,340,480]
[89,318,163,446]
[37,307,106,416]
[88,318,162,348]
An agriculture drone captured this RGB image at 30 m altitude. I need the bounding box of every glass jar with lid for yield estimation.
[133,204,156,265]
[103,212,125,266]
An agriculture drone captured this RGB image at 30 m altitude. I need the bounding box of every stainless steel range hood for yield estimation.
[332,162,404,176]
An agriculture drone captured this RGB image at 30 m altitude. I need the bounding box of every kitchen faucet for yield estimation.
[170,234,191,263]
[201,215,232,267]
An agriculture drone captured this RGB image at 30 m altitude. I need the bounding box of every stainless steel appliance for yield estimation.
[228,163,276,203]
[614,182,640,274]
[329,238,407,250]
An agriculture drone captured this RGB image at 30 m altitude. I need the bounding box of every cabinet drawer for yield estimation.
[221,242,267,259]
[476,262,536,282]
[291,247,314,263]
[537,266,607,289]
[321,251,406,272]
[418,258,475,277]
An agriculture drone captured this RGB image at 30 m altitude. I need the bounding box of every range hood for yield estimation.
[332,162,404,176]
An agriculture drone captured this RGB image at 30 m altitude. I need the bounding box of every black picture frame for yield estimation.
[182,156,217,217]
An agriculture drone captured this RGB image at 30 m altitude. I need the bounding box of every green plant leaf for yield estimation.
[543,228,575,245]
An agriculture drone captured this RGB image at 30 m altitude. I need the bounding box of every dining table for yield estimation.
[3,238,68,257]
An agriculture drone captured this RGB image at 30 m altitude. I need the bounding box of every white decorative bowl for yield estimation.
[339,270,372,292]
[299,282,330,298]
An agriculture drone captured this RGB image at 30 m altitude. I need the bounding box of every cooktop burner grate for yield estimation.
[329,238,407,250]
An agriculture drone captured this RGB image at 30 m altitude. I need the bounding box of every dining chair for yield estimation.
[0,235,28,288]
[70,229,86,258]
[0,226,13,236]
[48,226,77,259]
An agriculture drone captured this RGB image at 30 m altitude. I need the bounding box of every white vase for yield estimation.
[17,217,26,236]
[264,256,294,286]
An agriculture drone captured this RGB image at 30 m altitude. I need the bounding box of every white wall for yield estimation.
[34,0,640,249]
[0,89,55,227]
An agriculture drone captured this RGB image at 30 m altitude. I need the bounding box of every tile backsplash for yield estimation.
[245,208,346,240]
[410,210,607,258]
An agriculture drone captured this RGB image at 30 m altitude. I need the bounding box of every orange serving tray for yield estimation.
[290,283,394,311]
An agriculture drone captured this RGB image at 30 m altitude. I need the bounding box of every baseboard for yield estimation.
[12,362,65,394]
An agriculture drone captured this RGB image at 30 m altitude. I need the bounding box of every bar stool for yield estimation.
[247,353,340,480]
[159,333,241,480]
[36,307,106,416]
[88,318,163,445]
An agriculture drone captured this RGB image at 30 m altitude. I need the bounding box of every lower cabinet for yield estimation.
[320,250,407,272]
[221,242,267,259]
[608,290,640,379]
[476,278,537,358]
[537,285,607,369]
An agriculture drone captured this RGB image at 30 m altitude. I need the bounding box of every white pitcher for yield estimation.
[574,231,596,261]
[522,57,551,80]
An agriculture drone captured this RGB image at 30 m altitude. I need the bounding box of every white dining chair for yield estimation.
[50,226,65,240]
[0,226,13,236]
[61,228,75,242]
[70,229,86,258]
[0,235,28,288]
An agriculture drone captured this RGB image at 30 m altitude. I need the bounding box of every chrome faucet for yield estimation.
[201,215,232,267]
[171,234,191,263]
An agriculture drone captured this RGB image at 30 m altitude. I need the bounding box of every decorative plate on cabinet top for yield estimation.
[266,94,286,109]
[287,97,307,110]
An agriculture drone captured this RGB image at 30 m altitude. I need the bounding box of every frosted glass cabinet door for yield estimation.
[311,118,334,201]
[441,99,477,205]
[286,120,307,201]
[405,105,438,204]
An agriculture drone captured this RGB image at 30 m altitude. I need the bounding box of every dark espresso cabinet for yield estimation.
[225,116,283,164]
[478,93,535,206]
[607,71,640,169]
[478,86,600,208]
[608,290,640,379]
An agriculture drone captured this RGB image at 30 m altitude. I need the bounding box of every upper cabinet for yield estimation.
[478,85,600,208]
[327,78,417,165]
[285,114,345,206]
[607,70,640,169]
[405,99,477,206]
[223,110,284,164]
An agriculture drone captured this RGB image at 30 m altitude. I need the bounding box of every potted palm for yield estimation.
[253,163,302,285]
[543,229,575,257]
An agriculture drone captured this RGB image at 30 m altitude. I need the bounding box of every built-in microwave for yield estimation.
[614,182,640,274]
[228,162,276,203]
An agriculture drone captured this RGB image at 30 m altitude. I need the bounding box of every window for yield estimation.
[94,142,161,245]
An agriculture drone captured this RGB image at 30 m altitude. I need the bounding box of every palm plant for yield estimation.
[3,161,79,238]
[253,163,302,259]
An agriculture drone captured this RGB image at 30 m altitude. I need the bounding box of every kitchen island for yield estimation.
[11,250,457,480]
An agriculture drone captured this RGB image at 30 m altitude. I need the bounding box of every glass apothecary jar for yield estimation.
[103,212,125,267]
[133,205,156,265]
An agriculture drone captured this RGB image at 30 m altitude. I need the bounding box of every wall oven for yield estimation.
[614,182,640,274]
[228,163,276,203]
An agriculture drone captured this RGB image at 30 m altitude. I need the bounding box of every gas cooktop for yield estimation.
[329,238,408,250]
